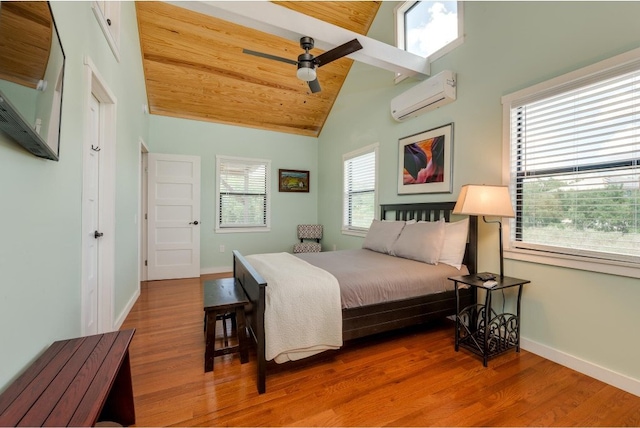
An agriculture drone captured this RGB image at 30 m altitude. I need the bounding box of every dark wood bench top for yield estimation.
[0,329,136,427]
[203,278,250,372]
[204,278,249,311]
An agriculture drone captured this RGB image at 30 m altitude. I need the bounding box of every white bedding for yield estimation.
[245,252,342,363]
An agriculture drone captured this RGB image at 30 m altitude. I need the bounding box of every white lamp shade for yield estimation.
[453,184,515,218]
[296,66,317,82]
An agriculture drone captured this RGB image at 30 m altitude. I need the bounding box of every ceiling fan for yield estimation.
[243,36,363,93]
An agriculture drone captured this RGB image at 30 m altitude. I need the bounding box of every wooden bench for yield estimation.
[0,329,136,427]
[204,278,249,372]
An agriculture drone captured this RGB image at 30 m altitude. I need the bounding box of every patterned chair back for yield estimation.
[297,224,323,241]
[293,224,323,253]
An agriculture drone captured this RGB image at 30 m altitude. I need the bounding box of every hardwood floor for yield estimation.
[121,274,640,427]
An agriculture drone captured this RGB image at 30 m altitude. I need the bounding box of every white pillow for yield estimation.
[439,218,469,270]
[390,219,445,264]
[362,220,405,254]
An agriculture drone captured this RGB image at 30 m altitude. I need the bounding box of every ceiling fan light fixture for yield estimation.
[242,36,362,92]
[296,63,317,82]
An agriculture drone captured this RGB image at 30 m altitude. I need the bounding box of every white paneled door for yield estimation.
[82,94,101,335]
[82,58,116,335]
[147,154,201,280]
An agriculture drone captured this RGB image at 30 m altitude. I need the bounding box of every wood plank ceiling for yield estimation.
[135,1,381,137]
[0,2,52,89]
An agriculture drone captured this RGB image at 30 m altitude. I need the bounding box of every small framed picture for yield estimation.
[398,123,453,194]
[278,169,310,192]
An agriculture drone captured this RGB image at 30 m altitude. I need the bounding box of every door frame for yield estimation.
[81,56,117,335]
[139,139,149,282]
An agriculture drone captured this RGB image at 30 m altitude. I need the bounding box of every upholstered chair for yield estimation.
[293,224,323,253]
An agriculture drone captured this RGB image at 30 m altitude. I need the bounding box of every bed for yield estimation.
[233,202,478,393]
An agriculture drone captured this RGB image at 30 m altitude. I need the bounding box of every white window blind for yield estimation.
[343,145,378,232]
[217,156,270,230]
[507,61,640,265]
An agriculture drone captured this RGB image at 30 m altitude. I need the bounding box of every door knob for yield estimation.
[94,230,104,239]
[190,221,199,225]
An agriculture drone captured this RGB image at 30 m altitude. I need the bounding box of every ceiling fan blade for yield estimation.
[314,39,363,67]
[308,78,321,93]
[242,49,298,66]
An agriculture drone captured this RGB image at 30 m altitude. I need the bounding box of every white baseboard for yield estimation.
[521,337,640,397]
[113,266,230,329]
[113,287,140,330]
[112,268,229,330]
[200,266,233,275]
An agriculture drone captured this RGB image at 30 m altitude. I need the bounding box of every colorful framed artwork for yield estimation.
[398,123,453,194]
[279,169,310,192]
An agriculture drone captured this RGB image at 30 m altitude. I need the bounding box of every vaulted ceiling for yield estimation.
[135,1,382,138]
[0,2,52,89]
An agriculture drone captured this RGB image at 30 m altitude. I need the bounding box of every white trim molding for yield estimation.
[82,56,117,334]
[91,1,121,62]
[114,288,140,330]
[201,266,233,276]
[521,337,640,398]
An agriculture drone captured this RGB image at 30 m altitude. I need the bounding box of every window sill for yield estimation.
[216,227,271,234]
[392,37,465,85]
[505,248,640,279]
[342,228,368,238]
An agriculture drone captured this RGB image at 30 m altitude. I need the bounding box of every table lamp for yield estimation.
[453,184,515,279]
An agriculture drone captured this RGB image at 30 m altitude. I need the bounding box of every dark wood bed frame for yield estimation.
[233,202,478,394]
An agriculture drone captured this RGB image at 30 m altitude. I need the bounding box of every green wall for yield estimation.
[0,2,148,390]
[318,1,640,386]
[148,116,318,269]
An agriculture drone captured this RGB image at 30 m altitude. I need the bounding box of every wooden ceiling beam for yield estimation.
[164,1,430,79]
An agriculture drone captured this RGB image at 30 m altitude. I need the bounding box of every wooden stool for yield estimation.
[203,278,249,372]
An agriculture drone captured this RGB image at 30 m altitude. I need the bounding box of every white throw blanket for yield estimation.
[245,252,342,363]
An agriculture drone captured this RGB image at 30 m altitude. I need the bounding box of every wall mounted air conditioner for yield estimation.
[390,70,456,122]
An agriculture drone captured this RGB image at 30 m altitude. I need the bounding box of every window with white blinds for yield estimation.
[216,156,270,232]
[503,50,640,269]
[343,144,378,234]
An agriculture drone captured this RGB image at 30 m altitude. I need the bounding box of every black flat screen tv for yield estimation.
[0,1,65,161]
